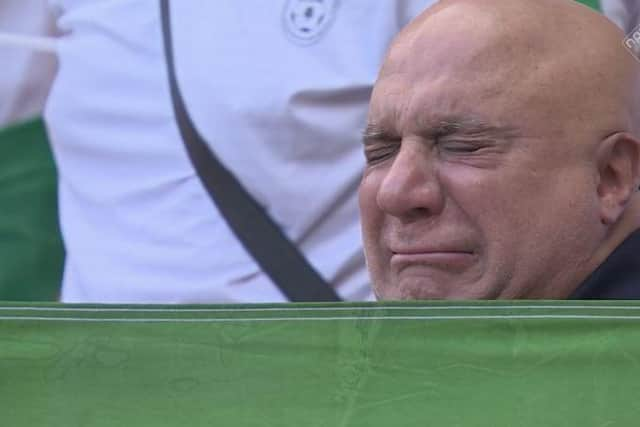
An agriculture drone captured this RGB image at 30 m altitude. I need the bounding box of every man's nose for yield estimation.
[375,141,445,221]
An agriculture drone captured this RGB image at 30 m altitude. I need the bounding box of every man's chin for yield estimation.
[376,275,492,300]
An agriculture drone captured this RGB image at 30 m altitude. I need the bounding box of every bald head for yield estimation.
[360,0,640,300]
[382,0,640,138]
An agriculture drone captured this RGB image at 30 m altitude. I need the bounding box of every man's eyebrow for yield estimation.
[421,116,520,139]
[363,117,520,145]
[362,123,400,145]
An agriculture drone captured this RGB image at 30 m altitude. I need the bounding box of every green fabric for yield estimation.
[577,0,601,10]
[0,118,64,301]
[2,300,640,426]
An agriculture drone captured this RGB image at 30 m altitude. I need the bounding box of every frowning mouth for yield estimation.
[390,251,477,272]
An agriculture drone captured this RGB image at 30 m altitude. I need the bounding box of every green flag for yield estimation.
[2,301,640,426]
[0,118,64,300]
[578,0,601,10]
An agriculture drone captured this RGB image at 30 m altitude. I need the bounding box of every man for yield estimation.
[360,0,640,300]
[40,0,605,303]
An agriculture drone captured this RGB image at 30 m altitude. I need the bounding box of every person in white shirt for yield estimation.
[45,0,435,303]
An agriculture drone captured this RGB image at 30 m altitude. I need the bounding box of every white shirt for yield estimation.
[45,0,434,303]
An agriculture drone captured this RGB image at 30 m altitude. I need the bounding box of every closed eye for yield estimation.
[438,140,487,153]
[362,123,401,165]
[437,138,501,155]
[364,142,400,165]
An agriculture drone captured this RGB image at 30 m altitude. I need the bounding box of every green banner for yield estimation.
[2,301,640,426]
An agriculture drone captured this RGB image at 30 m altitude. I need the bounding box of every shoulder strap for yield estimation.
[159,0,341,302]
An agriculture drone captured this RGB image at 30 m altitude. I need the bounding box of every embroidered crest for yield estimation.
[282,0,339,45]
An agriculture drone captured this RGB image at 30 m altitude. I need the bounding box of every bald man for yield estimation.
[359,0,640,300]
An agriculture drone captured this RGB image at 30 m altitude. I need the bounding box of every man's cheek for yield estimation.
[358,181,383,257]
[358,175,384,225]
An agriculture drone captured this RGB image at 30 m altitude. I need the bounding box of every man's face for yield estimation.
[359,22,605,300]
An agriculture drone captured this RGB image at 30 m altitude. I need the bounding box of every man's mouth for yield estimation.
[390,250,477,272]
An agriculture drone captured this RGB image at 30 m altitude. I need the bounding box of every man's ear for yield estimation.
[596,132,640,225]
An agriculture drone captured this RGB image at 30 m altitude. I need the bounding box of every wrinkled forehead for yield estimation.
[371,27,548,137]
[370,1,635,139]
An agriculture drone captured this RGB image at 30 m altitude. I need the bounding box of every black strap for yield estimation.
[159,0,341,302]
